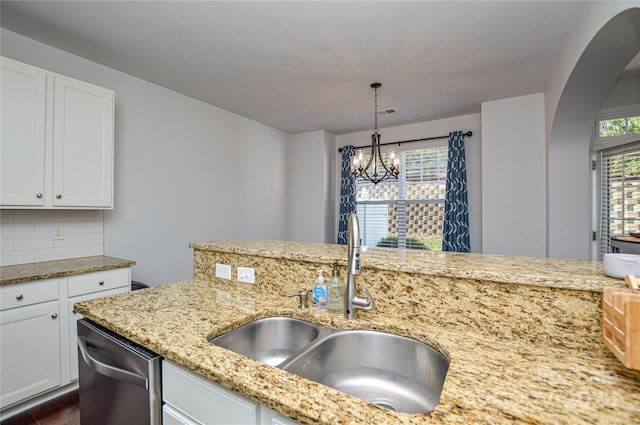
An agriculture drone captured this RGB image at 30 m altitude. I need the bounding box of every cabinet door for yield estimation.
[0,301,61,407]
[0,57,47,206]
[67,286,129,381]
[52,75,114,208]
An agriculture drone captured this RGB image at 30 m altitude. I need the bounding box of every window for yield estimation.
[596,141,640,259]
[599,115,640,138]
[356,143,447,250]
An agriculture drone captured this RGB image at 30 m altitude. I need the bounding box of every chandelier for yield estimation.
[350,82,400,185]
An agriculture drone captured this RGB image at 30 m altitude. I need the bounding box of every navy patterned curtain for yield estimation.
[337,145,356,244]
[442,131,470,252]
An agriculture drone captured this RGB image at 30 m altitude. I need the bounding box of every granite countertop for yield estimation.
[0,256,136,285]
[75,278,640,425]
[190,240,623,291]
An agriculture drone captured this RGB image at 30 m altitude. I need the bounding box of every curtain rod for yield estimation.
[337,131,472,152]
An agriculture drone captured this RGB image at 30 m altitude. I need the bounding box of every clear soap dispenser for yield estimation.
[326,261,344,315]
[312,269,326,308]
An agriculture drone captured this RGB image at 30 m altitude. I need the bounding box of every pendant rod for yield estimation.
[338,130,472,153]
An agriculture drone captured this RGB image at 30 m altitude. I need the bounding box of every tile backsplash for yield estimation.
[1,210,104,266]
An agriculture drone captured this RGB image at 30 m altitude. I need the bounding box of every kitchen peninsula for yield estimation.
[75,240,640,424]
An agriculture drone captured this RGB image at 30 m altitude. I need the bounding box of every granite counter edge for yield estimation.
[0,256,136,285]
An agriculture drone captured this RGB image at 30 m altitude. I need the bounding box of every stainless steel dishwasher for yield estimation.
[77,318,162,425]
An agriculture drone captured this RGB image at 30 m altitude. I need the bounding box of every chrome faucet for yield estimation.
[345,213,374,320]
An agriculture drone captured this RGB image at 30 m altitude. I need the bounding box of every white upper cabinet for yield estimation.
[0,57,115,209]
[52,75,114,207]
[1,57,47,206]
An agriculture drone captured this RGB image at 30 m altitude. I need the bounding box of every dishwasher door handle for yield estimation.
[78,336,149,390]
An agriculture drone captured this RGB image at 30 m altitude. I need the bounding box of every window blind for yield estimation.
[597,140,640,259]
[356,143,447,250]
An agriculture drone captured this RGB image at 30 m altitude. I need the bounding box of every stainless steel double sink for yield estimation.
[209,317,449,414]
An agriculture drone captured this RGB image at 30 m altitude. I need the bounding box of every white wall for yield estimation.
[481,93,546,257]
[600,74,640,110]
[323,131,337,244]
[335,114,482,253]
[289,130,335,243]
[1,29,291,285]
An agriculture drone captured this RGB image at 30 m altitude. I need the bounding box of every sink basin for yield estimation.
[210,317,448,414]
[209,317,320,366]
[281,330,449,414]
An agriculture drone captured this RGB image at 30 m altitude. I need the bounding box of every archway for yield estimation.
[548,7,640,260]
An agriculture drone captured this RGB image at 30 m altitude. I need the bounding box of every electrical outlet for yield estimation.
[237,267,255,284]
[215,264,232,280]
[53,224,64,240]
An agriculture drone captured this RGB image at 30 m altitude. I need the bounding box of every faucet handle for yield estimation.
[360,287,375,311]
[351,287,375,312]
[286,291,310,310]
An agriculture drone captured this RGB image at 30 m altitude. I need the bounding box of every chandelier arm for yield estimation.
[376,134,396,176]
[361,136,376,175]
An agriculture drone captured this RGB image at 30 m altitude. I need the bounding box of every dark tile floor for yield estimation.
[1,390,79,425]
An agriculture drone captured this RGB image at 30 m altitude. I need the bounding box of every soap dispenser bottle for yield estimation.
[312,269,326,308]
[326,261,344,315]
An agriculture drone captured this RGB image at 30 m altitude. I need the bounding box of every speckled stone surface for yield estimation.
[190,240,624,291]
[73,240,640,424]
[192,243,625,351]
[76,279,640,425]
[0,256,136,285]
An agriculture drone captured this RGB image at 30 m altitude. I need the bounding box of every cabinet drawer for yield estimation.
[163,361,258,425]
[0,279,59,311]
[67,268,129,297]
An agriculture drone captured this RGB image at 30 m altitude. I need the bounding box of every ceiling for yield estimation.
[1,0,619,135]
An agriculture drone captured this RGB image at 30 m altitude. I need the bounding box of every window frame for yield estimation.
[593,106,640,150]
[592,105,640,260]
[355,139,448,250]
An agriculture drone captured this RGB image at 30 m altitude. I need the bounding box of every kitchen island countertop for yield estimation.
[75,241,640,424]
[191,239,623,292]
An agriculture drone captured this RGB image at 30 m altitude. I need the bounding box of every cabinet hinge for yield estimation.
[592,159,597,170]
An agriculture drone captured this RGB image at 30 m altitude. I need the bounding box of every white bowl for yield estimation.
[603,253,640,279]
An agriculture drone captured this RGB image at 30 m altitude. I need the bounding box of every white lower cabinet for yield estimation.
[0,298,61,407]
[163,360,299,425]
[0,268,131,414]
[163,360,259,425]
